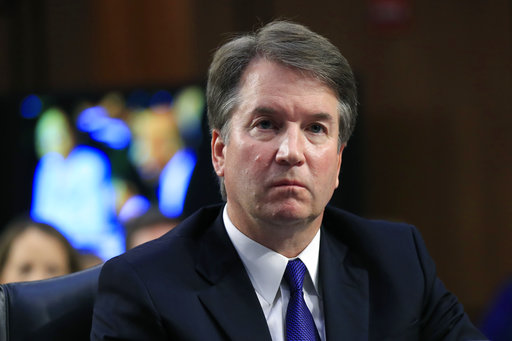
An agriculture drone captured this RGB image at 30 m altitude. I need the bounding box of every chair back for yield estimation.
[0,264,103,341]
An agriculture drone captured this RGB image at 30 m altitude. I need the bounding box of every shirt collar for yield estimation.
[223,205,321,305]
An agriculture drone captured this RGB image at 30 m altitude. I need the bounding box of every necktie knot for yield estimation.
[284,258,307,293]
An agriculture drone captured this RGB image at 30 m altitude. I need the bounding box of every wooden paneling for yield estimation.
[89,0,198,88]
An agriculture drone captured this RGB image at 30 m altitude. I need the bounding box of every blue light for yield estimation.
[118,195,151,223]
[20,94,43,119]
[77,106,109,132]
[149,90,173,107]
[158,149,197,218]
[90,118,131,149]
[77,106,131,149]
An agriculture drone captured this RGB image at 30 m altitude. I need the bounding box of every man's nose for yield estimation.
[275,128,305,166]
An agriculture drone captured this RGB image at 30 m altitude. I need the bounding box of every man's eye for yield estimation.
[308,124,326,134]
[257,120,274,130]
[19,263,32,275]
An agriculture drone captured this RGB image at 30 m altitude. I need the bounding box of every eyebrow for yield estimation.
[253,106,336,123]
[252,106,277,115]
[308,112,336,123]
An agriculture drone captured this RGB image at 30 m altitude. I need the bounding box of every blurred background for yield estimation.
[0,0,510,325]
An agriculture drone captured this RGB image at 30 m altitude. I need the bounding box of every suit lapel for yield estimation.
[195,214,272,341]
[320,225,369,340]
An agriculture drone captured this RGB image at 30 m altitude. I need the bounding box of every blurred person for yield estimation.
[78,251,104,270]
[0,216,81,283]
[127,105,197,218]
[123,207,180,250]
[91,20,486,340]
[128,105,183,184]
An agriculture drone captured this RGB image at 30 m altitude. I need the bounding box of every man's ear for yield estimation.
[211,130,226,177]
[335,143,345,189]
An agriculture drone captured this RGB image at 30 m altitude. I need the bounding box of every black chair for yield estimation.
[0,264,103,341]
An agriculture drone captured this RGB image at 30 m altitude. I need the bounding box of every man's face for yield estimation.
[212,58,344,233]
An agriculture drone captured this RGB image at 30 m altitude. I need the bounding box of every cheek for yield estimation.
[311,149,340,180]
[231,140,272,168]
[226,143,274,193]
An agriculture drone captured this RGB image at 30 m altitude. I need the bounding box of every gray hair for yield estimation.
[206,20,358,200]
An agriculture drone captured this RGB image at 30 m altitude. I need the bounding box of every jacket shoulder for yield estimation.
[322,206,426,267]
[323,205,417,241]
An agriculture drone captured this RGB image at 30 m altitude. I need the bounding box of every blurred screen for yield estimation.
[6,85,221,260]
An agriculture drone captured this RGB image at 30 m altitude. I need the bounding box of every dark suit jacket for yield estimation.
[91,205,487,340]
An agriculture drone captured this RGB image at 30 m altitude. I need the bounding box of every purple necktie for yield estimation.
[284,259,321,341]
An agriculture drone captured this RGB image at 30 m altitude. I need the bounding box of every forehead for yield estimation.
[240,58,333,92]
[10,228,65,255]
[236,58,339,116]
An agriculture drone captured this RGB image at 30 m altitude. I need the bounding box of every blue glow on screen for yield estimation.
[76,106,109,132]
[30,146,125,260]
[158,149,197,218]
[118,195,151,223]
[20,94,43,119]
[149,90,173,107]
[90,118,131,149]
[77,106,131,149]
[23,86,205,260]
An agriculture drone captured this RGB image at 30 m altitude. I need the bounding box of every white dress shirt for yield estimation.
[223,206,326,341]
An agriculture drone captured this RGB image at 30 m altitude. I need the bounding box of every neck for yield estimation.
[255,224,321,258]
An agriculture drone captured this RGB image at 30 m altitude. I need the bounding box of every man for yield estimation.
[91,20,487,340]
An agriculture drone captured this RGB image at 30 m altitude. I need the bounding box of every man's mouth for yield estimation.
[272,179,306,188]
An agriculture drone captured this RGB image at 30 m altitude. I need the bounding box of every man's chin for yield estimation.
[265,202,316,225]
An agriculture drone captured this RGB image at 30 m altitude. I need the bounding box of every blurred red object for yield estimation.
[368,0,411,32]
